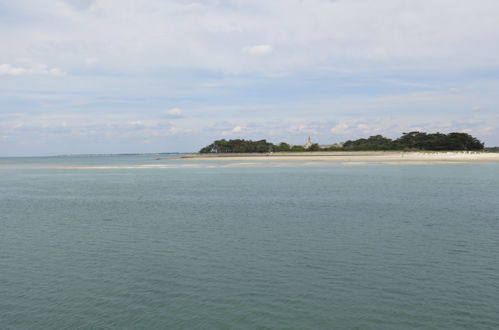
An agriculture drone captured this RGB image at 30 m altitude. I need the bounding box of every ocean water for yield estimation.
[1,155,499,329]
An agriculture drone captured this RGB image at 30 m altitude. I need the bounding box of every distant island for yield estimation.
[199,131,485,153]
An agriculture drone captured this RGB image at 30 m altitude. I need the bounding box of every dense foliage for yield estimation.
[199,139,274,153]
[199,132,484,153]
[339,132,484,151]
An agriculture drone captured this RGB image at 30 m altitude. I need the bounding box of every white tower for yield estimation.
[304,136,313,149]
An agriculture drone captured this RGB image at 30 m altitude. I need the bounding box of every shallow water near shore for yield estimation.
[1,155,499,329]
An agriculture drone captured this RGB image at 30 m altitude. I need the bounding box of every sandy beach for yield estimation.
[171,151,499,166]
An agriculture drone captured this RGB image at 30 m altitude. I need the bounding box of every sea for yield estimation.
[1,154,498,329]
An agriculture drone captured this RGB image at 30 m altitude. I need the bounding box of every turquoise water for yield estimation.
[1,155,499,329]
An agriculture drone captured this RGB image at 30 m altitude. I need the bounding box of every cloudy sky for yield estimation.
[1,0,499,156]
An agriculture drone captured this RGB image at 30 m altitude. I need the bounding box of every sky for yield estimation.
[1,0,499,156]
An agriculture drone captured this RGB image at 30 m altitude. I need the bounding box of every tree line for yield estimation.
[339,132,484,151]
[199,132,484,153]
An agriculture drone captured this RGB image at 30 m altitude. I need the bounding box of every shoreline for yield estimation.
[181,151,406,158]
[160,151,499,165]
[3,152,499,170]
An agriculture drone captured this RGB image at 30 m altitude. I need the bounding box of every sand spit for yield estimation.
[2,152,498,170]
[172,151,499,165]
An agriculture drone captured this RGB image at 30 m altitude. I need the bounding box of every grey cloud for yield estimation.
[64,0,95,10]
[4,0,499,75]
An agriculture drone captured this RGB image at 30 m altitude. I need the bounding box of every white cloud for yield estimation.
[330,123,350,134]
[289,125,319,135]
[231,125,243,133]
[242,45,273,56]
[222,125,246,136]
[2,108,498,156]
[167,127,192,134]
[164,108,184,119]
[3,0,498,74]
[0,64,66,76]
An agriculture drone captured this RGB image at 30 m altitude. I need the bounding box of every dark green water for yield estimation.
[1,156,499,329]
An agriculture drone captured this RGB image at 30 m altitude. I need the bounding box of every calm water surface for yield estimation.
[1,155,499,329]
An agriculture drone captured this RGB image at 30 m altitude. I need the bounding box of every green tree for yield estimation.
[290,145,306,152]
[198,132,484,153]
[199,139,274,153]
[274,142,291,152]
[307,143,321,151]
